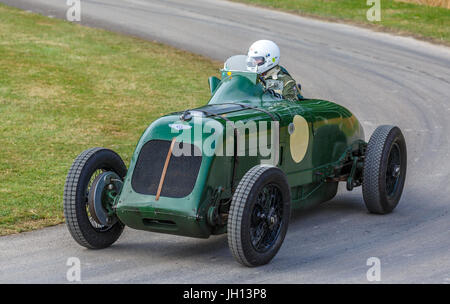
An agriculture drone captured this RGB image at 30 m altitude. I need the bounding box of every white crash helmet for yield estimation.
[246,40,280,74]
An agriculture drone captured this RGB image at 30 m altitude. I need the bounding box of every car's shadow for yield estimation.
[107,192,367,263]
[105,187,431,271]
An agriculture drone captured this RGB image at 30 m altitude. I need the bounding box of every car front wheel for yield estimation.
[63,148,126,249]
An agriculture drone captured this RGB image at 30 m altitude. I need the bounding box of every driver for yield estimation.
[246,40,301,101]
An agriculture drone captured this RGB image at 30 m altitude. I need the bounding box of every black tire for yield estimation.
[362,125,407,214]
[63,148,127,249]
[228,165,291,267]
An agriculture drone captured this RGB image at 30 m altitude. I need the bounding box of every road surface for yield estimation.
[0,0,449,283]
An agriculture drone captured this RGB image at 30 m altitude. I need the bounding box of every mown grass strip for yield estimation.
[0,4,220,235]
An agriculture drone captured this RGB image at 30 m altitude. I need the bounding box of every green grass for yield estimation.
[0,4,220,235]
[233,0,450,44]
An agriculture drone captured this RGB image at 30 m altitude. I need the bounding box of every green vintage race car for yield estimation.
[63,55,407,266]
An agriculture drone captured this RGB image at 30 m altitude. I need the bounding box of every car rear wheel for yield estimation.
[63,148,127,249]
[362,125,407,214]
[228,165,291,267]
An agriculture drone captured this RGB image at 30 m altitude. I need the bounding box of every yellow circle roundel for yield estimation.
[290,115,309,163]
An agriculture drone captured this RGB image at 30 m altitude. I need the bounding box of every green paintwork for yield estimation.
[115,68,365,238]
[208,76,221,95]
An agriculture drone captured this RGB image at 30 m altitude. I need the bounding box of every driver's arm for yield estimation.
[280,74,298,101]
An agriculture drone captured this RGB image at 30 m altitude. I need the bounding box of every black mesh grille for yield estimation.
[131,140,202,198]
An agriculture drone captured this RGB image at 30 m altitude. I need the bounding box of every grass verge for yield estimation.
[233,0,450,45]
[0,4,220,235]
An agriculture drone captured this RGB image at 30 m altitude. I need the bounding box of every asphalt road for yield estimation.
[0,0,449,283]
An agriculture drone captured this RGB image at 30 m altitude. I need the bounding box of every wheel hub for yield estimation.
[267,208,278,228]
[268,214,278,228]
[88,171,123,226]
[392,165,401,177]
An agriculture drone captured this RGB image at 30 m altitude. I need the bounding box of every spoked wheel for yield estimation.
[63,148,127,249]
[385,143,402,196]
[363,125,407,214]
[250,184,284,253]
[228,165,291,267]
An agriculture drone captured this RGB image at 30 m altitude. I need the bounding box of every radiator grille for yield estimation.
[131,139,202,198]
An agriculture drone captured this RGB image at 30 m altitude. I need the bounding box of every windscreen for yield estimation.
[223,55,249,72]
[224,55,262,73]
